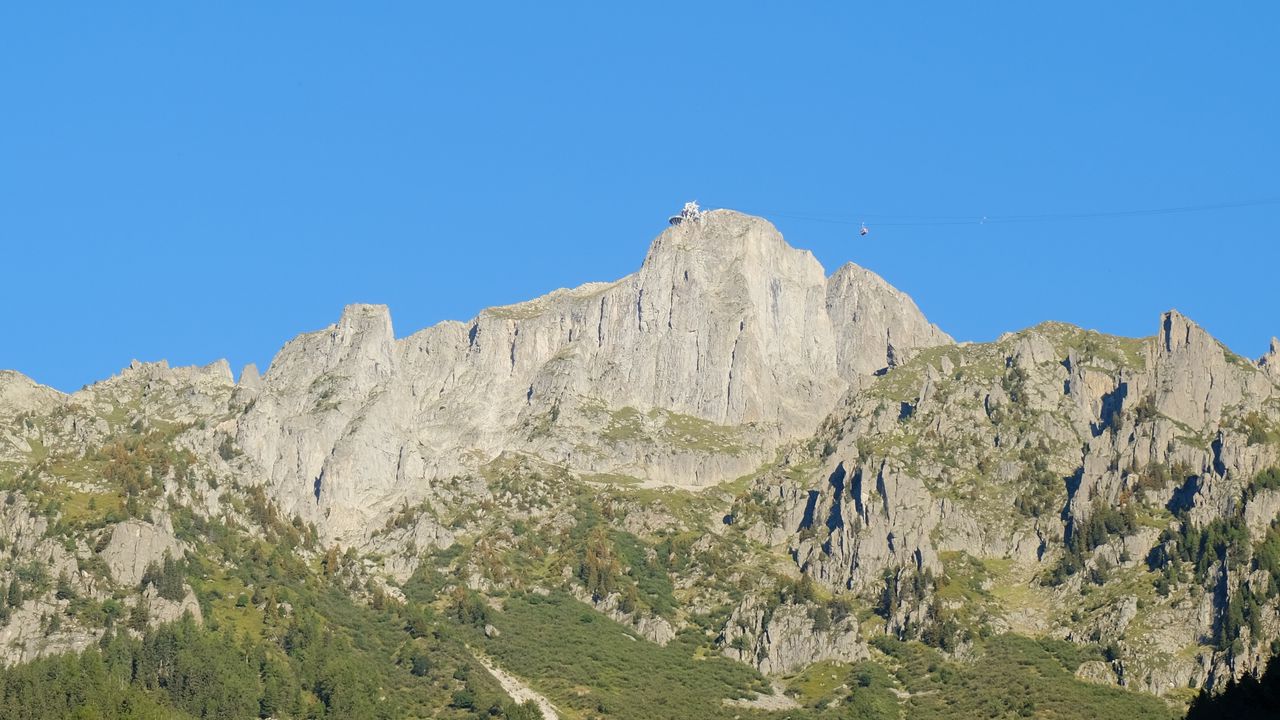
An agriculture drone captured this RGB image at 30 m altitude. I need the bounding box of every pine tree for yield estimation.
[128,600,149,631]
[579,526,619,601]
[157,554,185,601]
[55,572,76,601]
[6,577,22,608]
[324,546,340,578]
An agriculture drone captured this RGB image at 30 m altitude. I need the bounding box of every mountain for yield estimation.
[0,209,1276,719]
[236,210,949,544]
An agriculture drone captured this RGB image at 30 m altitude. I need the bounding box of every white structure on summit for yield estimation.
[668,201,704,226]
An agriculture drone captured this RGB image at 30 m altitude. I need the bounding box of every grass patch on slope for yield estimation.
[602,406,747,455]
[786,660,854,704]
[463,591,778,720]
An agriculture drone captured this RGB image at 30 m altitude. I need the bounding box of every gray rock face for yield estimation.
[0,370,63,418]
[238,363,262,390]
[100,520,186,587]
[0,372,65,463]
[826,263,952,376]
[720,595,867,675]
[235,304,400,535]
[558,210,841,431]
[793,459,943,596]
[0,598,99,666]
[370,514,458,583]
[1076,660,1120,686]
[142,585,203,626]
[81,359,237,430]
[1151,311,1272,432]
[235,211,952,542]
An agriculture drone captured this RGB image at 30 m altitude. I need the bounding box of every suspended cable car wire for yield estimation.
[723,195,1280,230]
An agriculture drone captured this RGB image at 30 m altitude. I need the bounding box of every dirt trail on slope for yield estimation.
[473,651,560,720]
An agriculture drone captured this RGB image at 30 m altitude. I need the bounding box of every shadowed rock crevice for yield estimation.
[826,463,846,532]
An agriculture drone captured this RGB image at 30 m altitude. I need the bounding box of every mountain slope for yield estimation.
[0,209,1276,719]
[731,315,1280,699]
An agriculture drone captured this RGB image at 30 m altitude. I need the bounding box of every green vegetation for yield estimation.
[839,661,900,720]
[0,613,374,719]
[1253,467,1280,492]
[444,590,776,720]
[2,433,791,720]
[1144,468,1280,652]
[1240,412,1280,446]
[785,660,851,705]
[0,523,527,720]
[785,660,899,719]
[0,414,536,719]
[611,530,677,617]
[1013,443,1063,518]
[872,635,1177,720]
[0,595,528,720]
[1043,499,1138,587]
[1157,510,1248,587]
[140,552,187,601]
[1255,521,1280,597]
[1163,475,1280,592]
[0,420,202,535]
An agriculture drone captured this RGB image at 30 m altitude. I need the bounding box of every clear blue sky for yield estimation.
[2,4,1277,392]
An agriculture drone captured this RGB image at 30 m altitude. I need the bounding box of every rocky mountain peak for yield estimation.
[227,210,954,543]
[639,209,818,277]
[1159,309,1212,355]
[0,370,63,417]
[1260,337,1280,379]
[825,262,953,377]
[238,363,262,390]
[337,302,395,339]
[622,209,838,429]
[85,360,235,404]
[1152,310,1272,432]
[259,303,396,391]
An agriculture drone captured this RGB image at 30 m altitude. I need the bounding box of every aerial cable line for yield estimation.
[723,195,1280,229]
